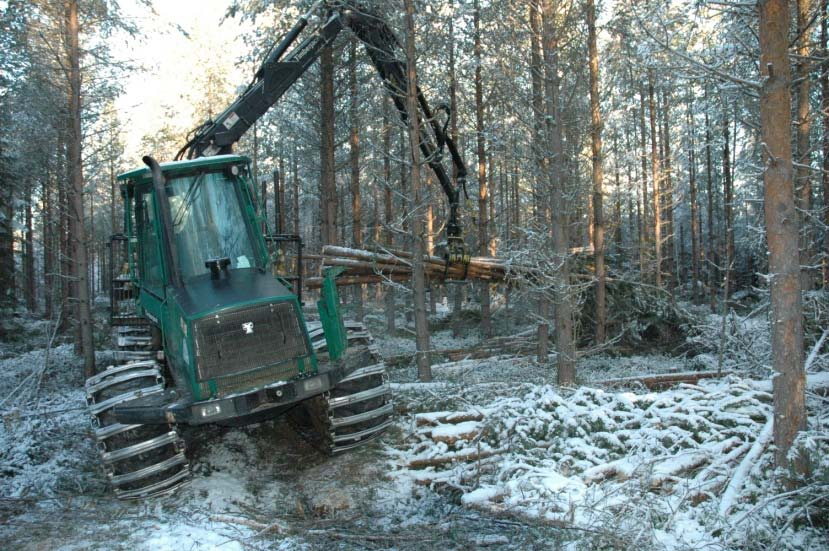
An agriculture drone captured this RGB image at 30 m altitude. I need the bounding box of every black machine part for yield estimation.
[143,156,183,287]
[176,1,469,262]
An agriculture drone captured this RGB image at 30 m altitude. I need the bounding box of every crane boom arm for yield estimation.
[177,2,468,262]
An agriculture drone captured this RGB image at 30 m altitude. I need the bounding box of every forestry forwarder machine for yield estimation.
[85,1,469,499]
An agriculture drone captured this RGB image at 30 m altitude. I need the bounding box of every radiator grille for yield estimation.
[199,359,300,397]
[193,301,308,383]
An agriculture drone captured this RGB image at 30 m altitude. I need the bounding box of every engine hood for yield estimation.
[171,268,295,319]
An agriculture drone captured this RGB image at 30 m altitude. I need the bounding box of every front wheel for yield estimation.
[288,321,393,454]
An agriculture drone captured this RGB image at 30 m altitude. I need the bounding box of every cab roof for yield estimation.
[117,155,250,183]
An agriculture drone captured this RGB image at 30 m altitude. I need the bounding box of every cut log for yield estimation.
[319,245,520,284]
[428,420,482,445]
[407,448,505,469]
[595,371,734,390]
[415,411,485,427]
[303,273,410,289]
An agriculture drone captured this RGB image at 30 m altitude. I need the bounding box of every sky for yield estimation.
[113,0,253,164]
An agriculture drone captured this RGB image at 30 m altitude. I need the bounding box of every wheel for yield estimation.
[288,321,393,454]
[85,324,190,500]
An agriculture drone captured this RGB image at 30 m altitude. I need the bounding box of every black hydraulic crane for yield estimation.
[175,0,469,263]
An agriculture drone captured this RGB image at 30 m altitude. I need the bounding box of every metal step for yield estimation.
[94,422,144,442]
[117,338,152,350]
[115,324,147,332]
[113,330,148,339]
[88,384,165,417]
[86,361,159,388]
[332,418,393,447]
[86,369,163,399]
[109,452,188,487]
[102,430,181,464]
[331,402,394,428]
[340,363,387,383]
[114,352,157,365]
[327,381,391,409]
[113,467,191,500]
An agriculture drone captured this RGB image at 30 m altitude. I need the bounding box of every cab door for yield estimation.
[135,188,167,320]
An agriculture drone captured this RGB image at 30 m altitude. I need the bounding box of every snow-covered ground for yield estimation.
[1,304,828,550]
[391,372,829,550]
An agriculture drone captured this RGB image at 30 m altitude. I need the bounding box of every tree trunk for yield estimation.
[704,96,717,312]
[758,0,807,472]
[648,70,662,287]
[254,122,264,232]
[108,150,117,294]
[67,0,95,377]
[43,175,53,320]
[0,141,14,319]
[661,88,676,291]
[24,181,36,312]
[292,149,300,236]
[796,0,813,289]
[586,0,605,344]
[349,39,364,321]
[273,167,282,234]
[60,171,71,333]
[473,0,491,338]
[541,0,576,384]
[823,0,829,287]
[448,0,464,330]
[688,93,700,303]
[278,157,285,234]
[383,105,396,332]
[722,108,735,295]
[638,92,650,277]
[404,0,431,382]
[320,45,337,246]
[529,0,549,362]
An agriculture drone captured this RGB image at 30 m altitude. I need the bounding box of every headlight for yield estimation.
[197,403,222,418]
[303,377,323,392]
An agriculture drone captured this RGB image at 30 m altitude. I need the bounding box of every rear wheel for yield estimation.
[288,321,393,454]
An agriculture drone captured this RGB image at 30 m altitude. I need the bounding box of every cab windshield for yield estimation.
[166,169,259,283]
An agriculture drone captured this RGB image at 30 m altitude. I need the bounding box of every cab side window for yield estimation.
[136,191,164,292]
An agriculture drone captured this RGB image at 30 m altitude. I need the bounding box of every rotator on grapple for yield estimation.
[86,0,469,500]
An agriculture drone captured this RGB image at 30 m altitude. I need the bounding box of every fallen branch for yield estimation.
[211,514,287,535]
[306,529,434,543]
[595,370,734,390]
[805,328,829,372]
[718,414,774,517]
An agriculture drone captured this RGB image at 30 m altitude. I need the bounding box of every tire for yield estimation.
[288,321,393,454]
[85,324,190,500]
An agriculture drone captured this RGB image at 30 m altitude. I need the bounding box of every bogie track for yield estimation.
[289,321,394,454]
[85,325,190,500]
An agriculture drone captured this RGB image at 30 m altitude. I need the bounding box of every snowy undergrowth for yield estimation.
[391,376,829,550]
[0,344,104,500]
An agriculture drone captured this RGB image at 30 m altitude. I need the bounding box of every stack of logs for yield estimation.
[303,245,516,289]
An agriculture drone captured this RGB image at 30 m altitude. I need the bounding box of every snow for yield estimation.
[718,415,773,517]
[2,303,828,549]
[431,420,481,440]
[393,371,829,550]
